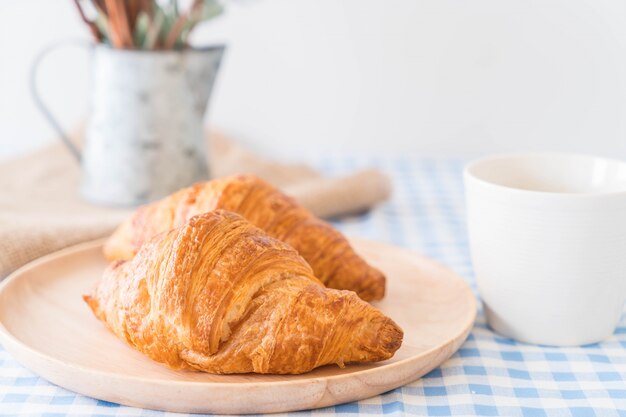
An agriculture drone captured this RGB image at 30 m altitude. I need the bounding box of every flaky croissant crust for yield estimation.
[86,210,403,374]
[104,175,386,301]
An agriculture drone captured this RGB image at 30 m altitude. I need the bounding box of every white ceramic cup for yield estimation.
[465,153,626,346]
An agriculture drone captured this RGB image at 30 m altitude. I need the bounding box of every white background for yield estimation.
[2,0,626,160]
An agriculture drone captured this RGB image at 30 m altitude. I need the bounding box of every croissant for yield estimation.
[104,175,385,301]
[85,210,402,374]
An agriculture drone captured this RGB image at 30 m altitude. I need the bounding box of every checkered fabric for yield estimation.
[2,155,626,417]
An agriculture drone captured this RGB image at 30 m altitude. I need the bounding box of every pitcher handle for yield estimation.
[30,39,92,162]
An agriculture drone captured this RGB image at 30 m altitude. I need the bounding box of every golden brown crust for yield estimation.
[104,175,386,301]
[87,211,403,374]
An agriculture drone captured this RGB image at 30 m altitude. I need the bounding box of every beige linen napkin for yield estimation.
[0,132,391,279]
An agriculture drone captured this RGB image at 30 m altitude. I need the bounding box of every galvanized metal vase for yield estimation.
[32,43,224,206]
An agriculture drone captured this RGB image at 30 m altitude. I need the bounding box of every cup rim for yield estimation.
[93,43,226,55]
[464,152,626,198]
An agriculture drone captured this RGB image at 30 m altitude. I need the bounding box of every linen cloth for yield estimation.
[1,155,625,417]
[0,133,390,279]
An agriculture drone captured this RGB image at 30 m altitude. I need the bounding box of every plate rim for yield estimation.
[0,238,476,389]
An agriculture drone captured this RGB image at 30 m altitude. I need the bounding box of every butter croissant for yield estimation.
[104,175,386,301]
[85,210,402,374]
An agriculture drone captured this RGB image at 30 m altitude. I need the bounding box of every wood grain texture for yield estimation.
[0,238,476,414]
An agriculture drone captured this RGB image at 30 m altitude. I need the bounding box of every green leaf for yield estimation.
[133,12,150,48]
[144,8,165,49]
[94,11,110,45]
[198,0,224,22]
[170,0,179,16]
[160,7,177,35]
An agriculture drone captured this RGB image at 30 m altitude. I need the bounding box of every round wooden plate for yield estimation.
[0,238,476,414]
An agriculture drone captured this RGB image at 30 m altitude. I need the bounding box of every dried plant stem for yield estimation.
[163,0,205,49]
[127,1,141,30]
[104,0,134,48]
[163,15,188,49]
[72,0,223,50]
[125,0,151,33]
[93,0,107,14]
[72,0,102,41]
[144,11,164,49]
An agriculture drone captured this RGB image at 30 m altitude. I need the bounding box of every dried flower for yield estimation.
[72,0,224,50]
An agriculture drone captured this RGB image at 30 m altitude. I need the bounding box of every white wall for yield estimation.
[2,0,626,160]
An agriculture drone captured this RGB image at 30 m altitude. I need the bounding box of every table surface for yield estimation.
[2,155,626,417]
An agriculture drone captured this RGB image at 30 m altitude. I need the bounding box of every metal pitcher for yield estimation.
[32,42,224,206]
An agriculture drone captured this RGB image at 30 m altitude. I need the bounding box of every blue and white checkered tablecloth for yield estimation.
[2,155,626,417]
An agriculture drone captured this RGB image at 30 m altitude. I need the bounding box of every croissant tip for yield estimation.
[355,271,386,302]
[381,319,404,355]
[82,293,97,312]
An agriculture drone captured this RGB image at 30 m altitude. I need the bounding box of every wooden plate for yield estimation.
[0,238,476,414]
